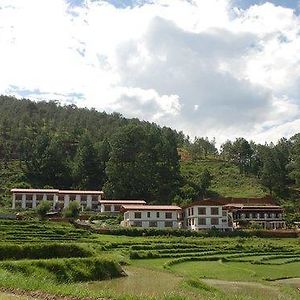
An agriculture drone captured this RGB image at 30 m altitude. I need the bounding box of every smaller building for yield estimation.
[121,205,181,228]
[99,200,146,213]
[183,200,232,231]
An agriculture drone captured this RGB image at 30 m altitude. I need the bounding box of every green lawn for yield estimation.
[0,220,299,300]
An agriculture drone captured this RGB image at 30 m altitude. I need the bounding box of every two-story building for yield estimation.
[182,196,285,231]
[11,189,104,210]
[121,205,181,228]
[183,199,233,231]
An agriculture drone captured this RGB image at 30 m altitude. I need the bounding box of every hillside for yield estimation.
[180,159,267,198]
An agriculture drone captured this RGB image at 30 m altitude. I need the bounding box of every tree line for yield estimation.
[0,96,300,209]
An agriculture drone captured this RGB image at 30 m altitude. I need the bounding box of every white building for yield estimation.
[11,189,59,209]
[121,205,181,228]
[57,190,104,210]
[99,200,146,213]
[11,189,104,210]
[183,200,233,231]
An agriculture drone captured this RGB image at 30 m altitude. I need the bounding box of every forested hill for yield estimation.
[0,95,185,205]
[0,96,300,223]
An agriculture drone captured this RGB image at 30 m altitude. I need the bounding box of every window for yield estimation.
[133,221,142,227]
[260,213,265,218]
[81,195,87,202]
[134,212,142,219]
[58,195,64,201]
[191,218,195,225]
[149,221,157,227]
[91,196,98,202]
[245,213,250,218]
[211,207,219,215]
[222,211,227,217]
[222,219,227,223]
[156,212,160,218]
[26,194,33,201]
[104,205,111,212]
[70,195,76,201]
[211,218,219,225]
[252,213,257,219]
[198,207,206,215]
[147,212,151,218]
[165,221,173,228]
[15,194,22,201]
[198,218,206,225]
[114,205,121,211]
[165,212,172,219]
[37,194,43,201]
[191,208,194,215]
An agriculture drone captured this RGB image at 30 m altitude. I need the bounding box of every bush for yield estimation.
[64,201,80,219]
[36,200,51,219]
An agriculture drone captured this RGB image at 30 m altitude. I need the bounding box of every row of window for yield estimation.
[15,194,99,202]
[134,212,173,219]
[187,217,223,226]
[133,221,174,227]
[234,212,282,219]
[187,207,220,216]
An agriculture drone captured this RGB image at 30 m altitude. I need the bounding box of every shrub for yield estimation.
[64,201,80,219]
[36,200,52,219]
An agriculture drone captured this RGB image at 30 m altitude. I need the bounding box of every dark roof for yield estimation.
[184,196,278,209]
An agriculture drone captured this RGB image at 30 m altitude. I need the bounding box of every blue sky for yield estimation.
[68,0,300,11]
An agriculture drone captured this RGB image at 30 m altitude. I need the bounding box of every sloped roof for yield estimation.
[184,196,278,209]
[100,200,146,204]
[121,205,181,211]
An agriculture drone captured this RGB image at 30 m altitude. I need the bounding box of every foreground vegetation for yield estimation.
[0,220,299,300]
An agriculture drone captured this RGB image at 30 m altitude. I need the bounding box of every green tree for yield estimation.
[289,134,300,185]
[190,137,217,159]
[230,138,253,174]
[36,200,51,219]
[72,133,101,190]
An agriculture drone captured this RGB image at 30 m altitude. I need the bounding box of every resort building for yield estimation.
[11,189,59,209]
[99,200,146,213]
[57,190,104,210]
[183,197,285,230]
[11,189,104,210]
[220,196,285,229]
[121,205,181,228]
[183,200,233,231]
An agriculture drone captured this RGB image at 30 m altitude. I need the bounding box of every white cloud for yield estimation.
[0,0,300,143]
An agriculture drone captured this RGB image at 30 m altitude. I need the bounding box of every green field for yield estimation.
[0,220,299,300]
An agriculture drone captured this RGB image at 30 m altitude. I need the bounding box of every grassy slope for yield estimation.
[181,160,267,198]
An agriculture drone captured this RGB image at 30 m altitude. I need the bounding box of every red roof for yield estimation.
[11,189,103,195]
[11,188,59,194]
[184,196,277,209]
[59,190,103,195]
[100,200,146,204]
[121,205,181,211]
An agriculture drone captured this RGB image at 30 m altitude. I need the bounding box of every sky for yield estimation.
[1,0,300,144]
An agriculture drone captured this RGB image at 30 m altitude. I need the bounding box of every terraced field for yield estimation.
[0,220,299,300]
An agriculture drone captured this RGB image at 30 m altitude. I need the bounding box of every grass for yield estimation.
[0,220,299,299]
[181,160,267,198]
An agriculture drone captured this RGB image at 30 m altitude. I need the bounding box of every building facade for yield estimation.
[11,189,103,210]
[183,200,233,231]
[121,205,181,228]
[99,200,146,213]
[183,197,285,230]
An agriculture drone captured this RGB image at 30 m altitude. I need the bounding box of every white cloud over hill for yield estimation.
[0,0,300,144]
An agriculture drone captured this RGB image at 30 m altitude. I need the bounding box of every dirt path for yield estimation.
[0,288,106,300]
